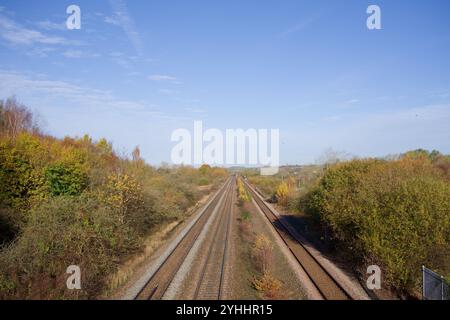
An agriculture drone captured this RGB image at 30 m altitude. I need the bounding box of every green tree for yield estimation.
[45,164,88,196]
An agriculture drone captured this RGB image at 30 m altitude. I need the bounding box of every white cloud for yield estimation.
[63,50,83,58]
[0,6,12,15]
[338,99,360,109]
[280,16,318,37]
[185,107,207,114]
[26,47,56,58]
[104,16,121,26]
[110,51,124,57]
[109,52,134,68]
[108,0,144,55]
[0,70,191,164]
[63,50,100,59]
[0,70,162,116]
[148,74,177,81]
[35,20,66,31]
[159,89,179,95]
[0,14,69,46]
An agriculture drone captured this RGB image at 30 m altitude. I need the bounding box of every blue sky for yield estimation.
[0,0,449,165]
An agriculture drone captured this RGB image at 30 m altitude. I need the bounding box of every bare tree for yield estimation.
[0,100,4,133]
[315,148,353,166]
[0,96,39,138]
[132,145,141,162]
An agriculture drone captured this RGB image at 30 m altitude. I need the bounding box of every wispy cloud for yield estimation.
[185,107,207,114]
[35,20,66,31]
[63,50,100,59]
[429,88,450,100]
[108,0,144,56]
[0,14,71,46]
[159,89,179,95]
[148,74,177,81]
[108,51,140,69]
[104,15,121,26]
[0,6,14,15]
[280,16,318,37]
[0,70,162,116]
[26,47,56,58]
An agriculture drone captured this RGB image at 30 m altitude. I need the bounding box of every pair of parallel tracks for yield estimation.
[193,176,234,299]
[135,176,235,300]
[243,179,353,300]
[134,174,351,300]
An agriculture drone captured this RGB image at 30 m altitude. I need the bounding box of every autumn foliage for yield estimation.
[237,177,251,204]
[245,150,449,297]
[0,97,227,299]
[303,155,450,295]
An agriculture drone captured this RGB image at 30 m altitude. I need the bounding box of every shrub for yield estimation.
[198,177,210,186]
[251,234,273,275]
[248,175,281,197]
[303,157,450,294]
[0,206,21,245]
[252,272,283,300]
[0,138,44,207]
[0,97,228,299]
[45,164,88,196]
[275,182,289,206]
[0,196,139,299]
[237,178,251,204]
[238,208,253,242]
[241,211,251,221]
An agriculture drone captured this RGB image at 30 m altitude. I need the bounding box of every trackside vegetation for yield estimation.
[248,151,450,297]
[0,97,227,299]
[303,155,449,296]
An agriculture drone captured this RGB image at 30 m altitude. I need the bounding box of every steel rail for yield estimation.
[134,177,232,300]
[243,178,352,300]
[193,176,235,300]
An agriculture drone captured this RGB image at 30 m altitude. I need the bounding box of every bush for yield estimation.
[0,97,228,299]
[45,164,88,196]
[198,177,210,186]
[303,157,450,295]
[0,137,45,207]
[251,234,273,275]
[237,178,251,205]
[0,196,139,299]
[0,207,21,245]
[248,175,281,197]
[252,273,283,300]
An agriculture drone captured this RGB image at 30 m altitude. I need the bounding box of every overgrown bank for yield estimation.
[247,151,450,297]
[0,97,227,299]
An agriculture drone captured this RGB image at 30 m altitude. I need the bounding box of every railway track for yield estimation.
[134,176,234,300]
[243,178,353,300]
[193,176,235,300]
